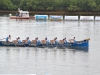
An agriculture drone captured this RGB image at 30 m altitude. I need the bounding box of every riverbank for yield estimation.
[32,11,100,16]
[0,10,100,15]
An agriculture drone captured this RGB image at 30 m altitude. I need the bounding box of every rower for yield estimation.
[32,38,36,44]
[26,37,31,44]
[6,35,11,42]
[64,37,67,44]
[59,39,64,44]
[35,37,41,45]
[73,37,76,43]
[41,37,49,43]
[22,37,27,43]
[54,37,58,45]
[41,37,50,45]
[45,37,49,45]
[69,37,76,43]
[59,37,67,45]
[22,37,30,44]
[13,38,19,43]
[17,37,21,44]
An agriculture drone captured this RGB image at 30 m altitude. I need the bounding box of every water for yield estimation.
[0,14,100,75]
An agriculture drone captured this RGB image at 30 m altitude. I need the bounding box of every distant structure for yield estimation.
[9,8,31,19]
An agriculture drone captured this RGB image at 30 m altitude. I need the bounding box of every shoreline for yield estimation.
[0,10,100,15]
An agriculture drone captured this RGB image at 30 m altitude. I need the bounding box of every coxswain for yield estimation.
[6,35,11,42]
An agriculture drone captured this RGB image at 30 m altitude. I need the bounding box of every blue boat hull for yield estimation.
[0,40,89,49]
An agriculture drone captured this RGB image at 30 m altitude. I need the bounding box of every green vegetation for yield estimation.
[0,0,100,11]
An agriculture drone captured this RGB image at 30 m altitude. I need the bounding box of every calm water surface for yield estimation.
[0,14,100,75]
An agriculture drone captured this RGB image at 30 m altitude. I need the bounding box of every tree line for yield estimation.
[0,0,100,11]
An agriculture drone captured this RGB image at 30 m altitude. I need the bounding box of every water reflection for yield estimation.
[36,19,47,22]
[3,47,89,56]
[0,46,90,74]
[67,47,88,52]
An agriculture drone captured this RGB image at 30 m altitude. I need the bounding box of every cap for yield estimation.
[36,37,38,39]
[27,37,29,39]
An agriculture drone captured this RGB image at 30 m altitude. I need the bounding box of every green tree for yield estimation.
[68,5,80,11]
[0,0,100,11]
[0,0,13,10]
[67,0,80,11]
[87,0,97,11]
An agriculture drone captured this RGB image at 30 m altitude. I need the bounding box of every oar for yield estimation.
[50,43,53,48]
[61,41,66,49]
[31,40,37,48]
[21,42,26,47]
[41,43,45,48]
[55,40,59,48]
[61,44,66,49]
[57,41,66,49]
[34,43,37,48]
[29,42,36,47]
[12,42,17,47]
[41,40,48,48]
[50,40,54,48]
[26,41,33,47]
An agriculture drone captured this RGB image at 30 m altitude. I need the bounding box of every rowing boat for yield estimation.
[0,38,90,49]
